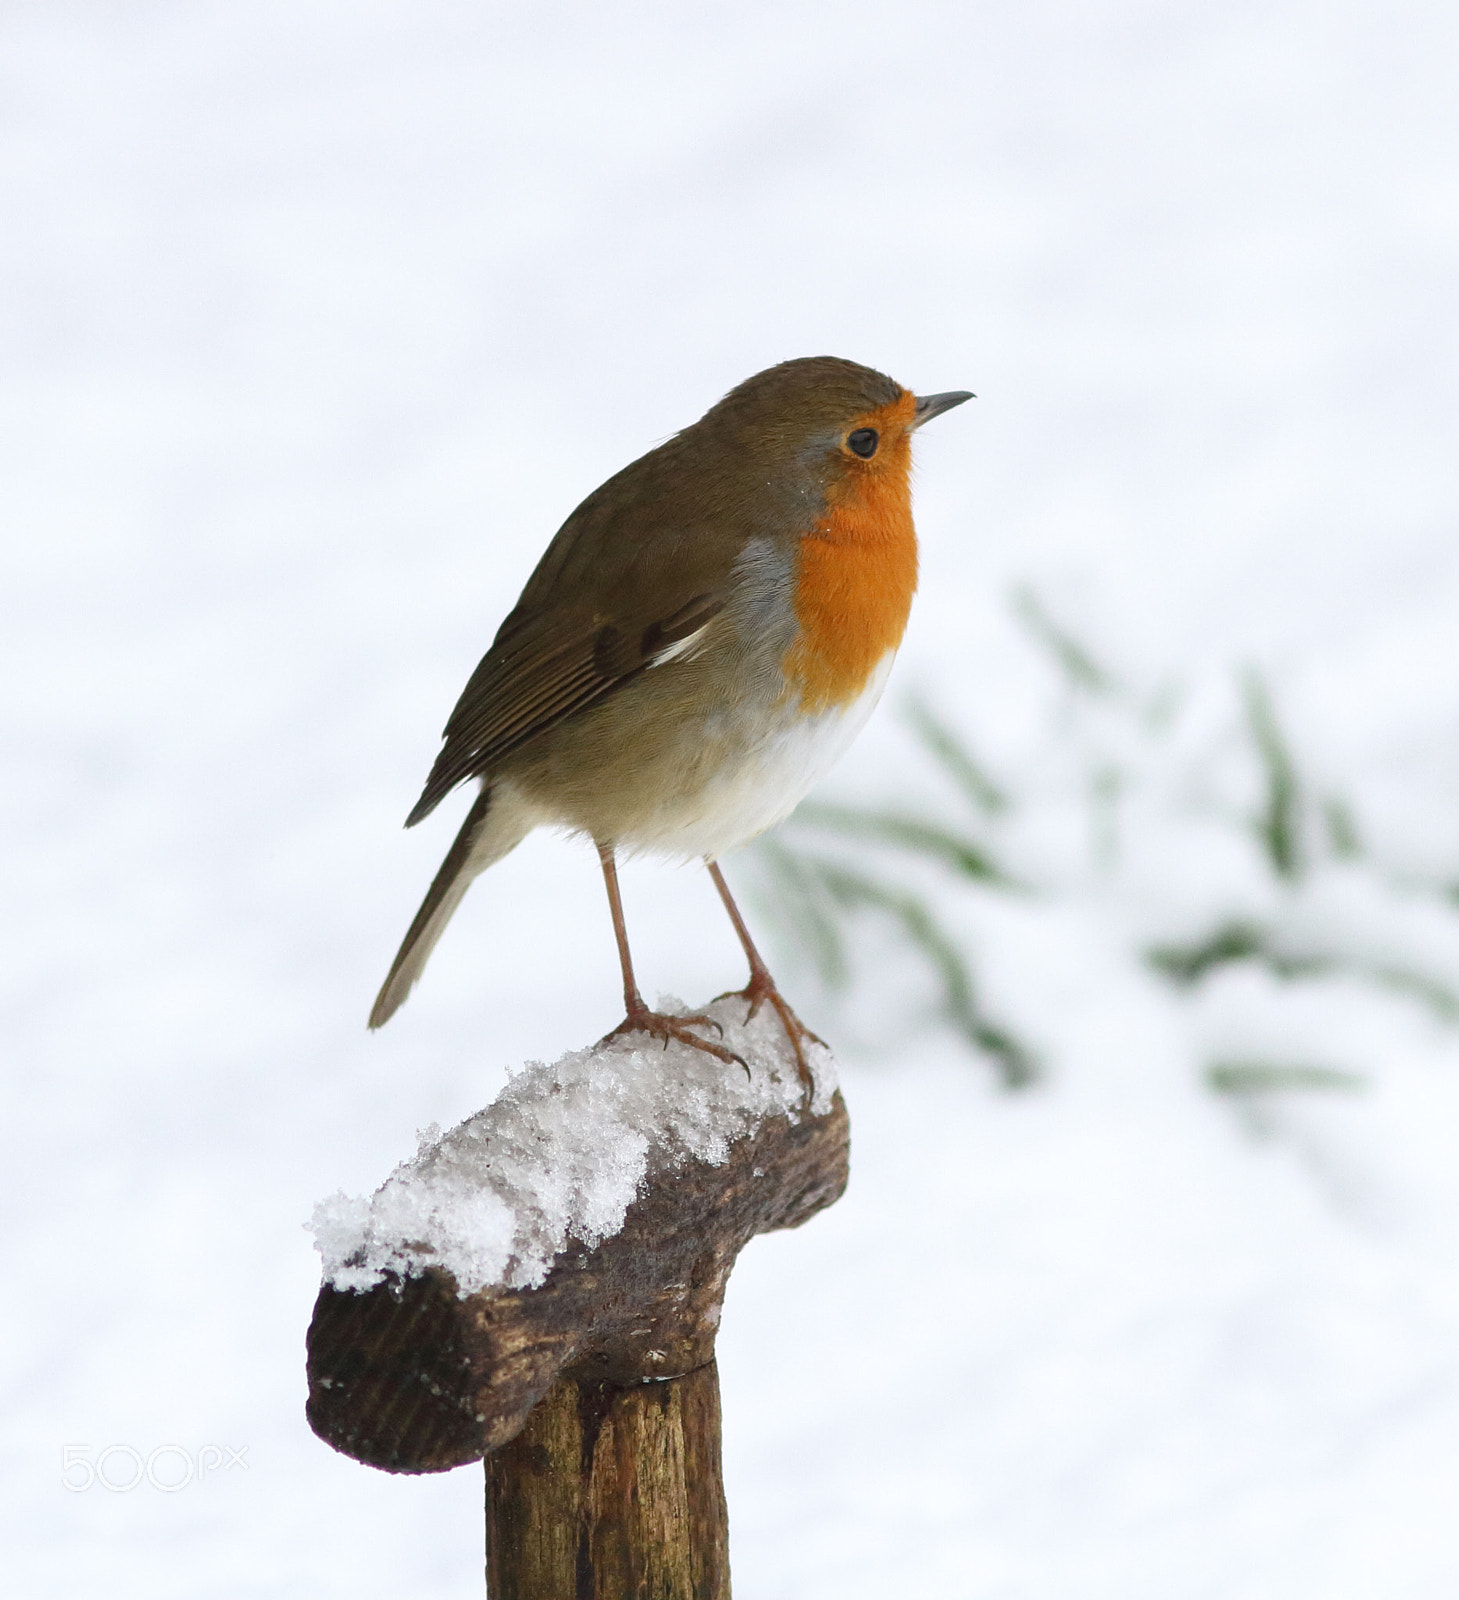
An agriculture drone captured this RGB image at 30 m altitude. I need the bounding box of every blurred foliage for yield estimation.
[1149,921,1328,985]
[1149,918,1459,1021]
[751,589,1459,1100]
[1205,1062,1367,1096]
[1012,585,1117,695]
[1243,670,1303,880]
[751,670,1039,1088]
[792,802,1011,886]
[904,696,1009,815]
[754,834,1036,1089]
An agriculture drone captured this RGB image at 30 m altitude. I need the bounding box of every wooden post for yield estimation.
[485,1364,729,1600]
[305,1014,849,1598]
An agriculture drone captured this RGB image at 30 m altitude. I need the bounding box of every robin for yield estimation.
[369,356,972,1082]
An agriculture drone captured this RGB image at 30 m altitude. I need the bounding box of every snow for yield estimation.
[310,997,834,1296]
[4,3,1459,1596]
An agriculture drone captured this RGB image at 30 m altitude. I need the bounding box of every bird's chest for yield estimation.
[640,649,897,859]
[781,489,918,714]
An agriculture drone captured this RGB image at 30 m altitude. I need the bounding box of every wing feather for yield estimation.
[405,590,726,826]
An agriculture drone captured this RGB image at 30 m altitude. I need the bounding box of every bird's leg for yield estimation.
[706,858,823,1092]
[597,843,746,1070]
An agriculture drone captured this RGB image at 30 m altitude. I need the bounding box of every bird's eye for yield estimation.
[847,428,879,459]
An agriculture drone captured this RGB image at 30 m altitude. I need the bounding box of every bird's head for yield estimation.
[687,355,972,526]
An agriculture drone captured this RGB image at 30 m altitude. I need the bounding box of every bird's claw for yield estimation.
[604,1007,747,1076]
[714,975,822,1099]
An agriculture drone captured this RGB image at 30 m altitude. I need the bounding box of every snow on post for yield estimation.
[304,997,848,1508]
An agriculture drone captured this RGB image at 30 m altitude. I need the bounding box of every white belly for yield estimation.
[625,652,896,861]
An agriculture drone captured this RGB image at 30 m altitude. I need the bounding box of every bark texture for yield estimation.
[484,1362,730,1600]
[306,1091,849,1473]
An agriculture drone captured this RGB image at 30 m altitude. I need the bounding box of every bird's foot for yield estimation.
[603,1002,750,1076]
[717,973,823,1097]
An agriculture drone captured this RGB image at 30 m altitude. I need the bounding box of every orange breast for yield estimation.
[783,391,919,713]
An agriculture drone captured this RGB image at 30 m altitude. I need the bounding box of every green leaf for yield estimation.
[750,837,849,989]
[1368,966,1459,1021]
[1013,587,1117,694]
[792,802,1014,886]
[1322,796,1362,859]
[1205,1061,1367,1095]
[903,696,1009,814]
[806,860,1038,1088]
[1147,921,1269,985]
[1243,670,1303,880]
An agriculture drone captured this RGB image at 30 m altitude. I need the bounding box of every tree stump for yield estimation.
[305,998,850,1598]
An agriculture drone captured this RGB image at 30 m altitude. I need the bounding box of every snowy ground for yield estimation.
[4,3,1459,1595]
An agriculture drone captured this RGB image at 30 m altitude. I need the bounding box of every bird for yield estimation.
[369,356,972,1084]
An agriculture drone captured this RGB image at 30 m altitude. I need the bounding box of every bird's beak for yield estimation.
[911,390,975,429]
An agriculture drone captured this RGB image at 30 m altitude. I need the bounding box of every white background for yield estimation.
[4,3,1459,1595]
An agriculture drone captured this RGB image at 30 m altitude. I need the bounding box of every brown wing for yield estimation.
[404,587,725,827]
[403,413,772,828]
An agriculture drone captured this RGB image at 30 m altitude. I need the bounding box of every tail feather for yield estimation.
[368,786,533,1029]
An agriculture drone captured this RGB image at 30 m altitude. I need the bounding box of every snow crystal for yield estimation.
[309,997,835,1296]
